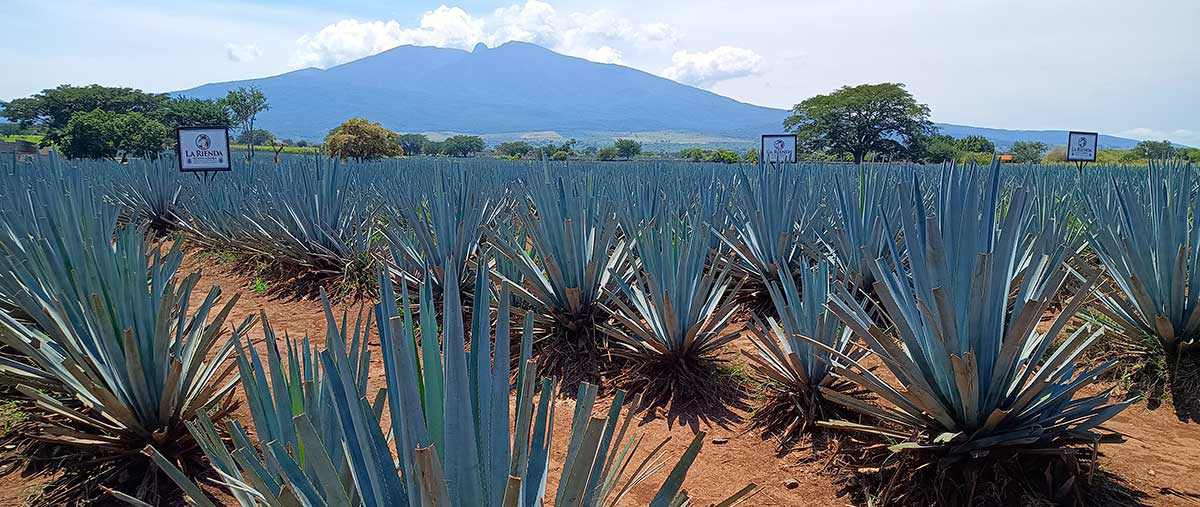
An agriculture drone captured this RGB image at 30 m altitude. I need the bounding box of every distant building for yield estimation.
[997,153,1014,163]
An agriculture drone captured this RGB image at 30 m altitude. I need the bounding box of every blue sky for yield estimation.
[3,0,1197,144]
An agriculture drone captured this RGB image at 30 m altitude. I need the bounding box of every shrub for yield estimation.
[324,117,402,161]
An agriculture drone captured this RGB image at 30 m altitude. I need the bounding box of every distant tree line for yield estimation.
[779,82,1200,165]
[8,82,1196,165]
[1,84,279,161]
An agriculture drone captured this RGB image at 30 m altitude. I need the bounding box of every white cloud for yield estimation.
[584,46,622,64]
[661,46,763,87]
[291,10,486,68]
[290,1,677,68]
[1117,128,1200,147]
[224,42,262,62]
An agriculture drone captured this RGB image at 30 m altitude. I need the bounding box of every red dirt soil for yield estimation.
[1,253,1199,506]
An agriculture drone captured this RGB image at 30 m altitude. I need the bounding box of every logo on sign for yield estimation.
[196,133,211,151]
[1066,131,1098,162]
[761,134,797,164]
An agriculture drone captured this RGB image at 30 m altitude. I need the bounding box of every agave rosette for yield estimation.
[816,164,1134,455]
[148,263,751,506]
[746,260,866,449]
[0,170,252,502]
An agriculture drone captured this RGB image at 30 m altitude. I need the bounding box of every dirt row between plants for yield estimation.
[1,252,1198,505]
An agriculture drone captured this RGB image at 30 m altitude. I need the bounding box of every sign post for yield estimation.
[760,134,797,166]
[176,126,231,181]
[1066,131,1098,172]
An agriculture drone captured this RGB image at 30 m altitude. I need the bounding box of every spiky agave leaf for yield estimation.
[111,159,186,238]
[0,171,253,503]
[603,212,745,414]
[489,170,632,386]
[145,290,375,507]
[814,163,1135,500]
[718,164,821,285]
[149,263,751,506]
[1085,161,1200,355]
[745,260,867,451]
[237,160,379,297]
[383,166,506,296]
[817,165,902,292]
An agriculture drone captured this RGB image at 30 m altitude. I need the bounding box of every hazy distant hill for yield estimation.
[175,41,1143,149]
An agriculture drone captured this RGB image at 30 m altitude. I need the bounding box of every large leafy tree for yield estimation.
[439,135,485,157]
[324,117,402,161]
[236,128,276,146]
[1010,141,1048,163]
[495,140,534,159]
[153,97,231,130]
[396,133,429,155]
[223,86,269,160]
[58,109,168,160]
[911,133,960,163]
[2,84,165,146]
[613,138,642,159]
[783,82,932,164]
[957,134,995,153]
[1132,139,1176,159]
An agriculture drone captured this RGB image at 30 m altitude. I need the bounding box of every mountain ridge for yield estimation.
[174,41,1146,149]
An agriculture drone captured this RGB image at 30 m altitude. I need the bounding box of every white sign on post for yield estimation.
[760,134,797,164]
[176,126,232,172]
[1066,131,1098,162]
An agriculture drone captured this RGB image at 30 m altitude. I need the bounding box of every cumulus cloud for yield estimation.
[290,1,676,68]
[291,9,484,68]
[661,46,763,87]
[584,46,622,64]
[224,42,262,62]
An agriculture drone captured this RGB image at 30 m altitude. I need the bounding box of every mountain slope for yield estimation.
[175,41,782,141]
[175,41,1144,149]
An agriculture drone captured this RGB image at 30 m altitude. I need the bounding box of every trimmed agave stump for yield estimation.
[1167,342,1200,421]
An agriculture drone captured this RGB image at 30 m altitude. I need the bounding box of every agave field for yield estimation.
[0,153,1197,506]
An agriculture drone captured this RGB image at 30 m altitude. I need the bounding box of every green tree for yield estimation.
[743,147,759,164]
[237,129,276,146]
[440,135,485,157]
[537,138,576,159]
[912,133,960,163]
[708,149,740,163]
[596,146,619,161]
[550,150,569,161]
[396,133,429,156]
[613,138,641,159]
[324,118,402,161]
[783,82,932,164]
[1180,147,1200,163]
[1009,141,1048,163]
[154,97,231,131]
[1131,139,1176,160]
[496,141,534,159]
[117,113,170,160]
[422,140,443,155]
[223,86,269,161]
[1117,149,1144,164]
[679,147,706,162]
[2,84,165,146]
[957,135,995,153]
[59,109,168,161]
